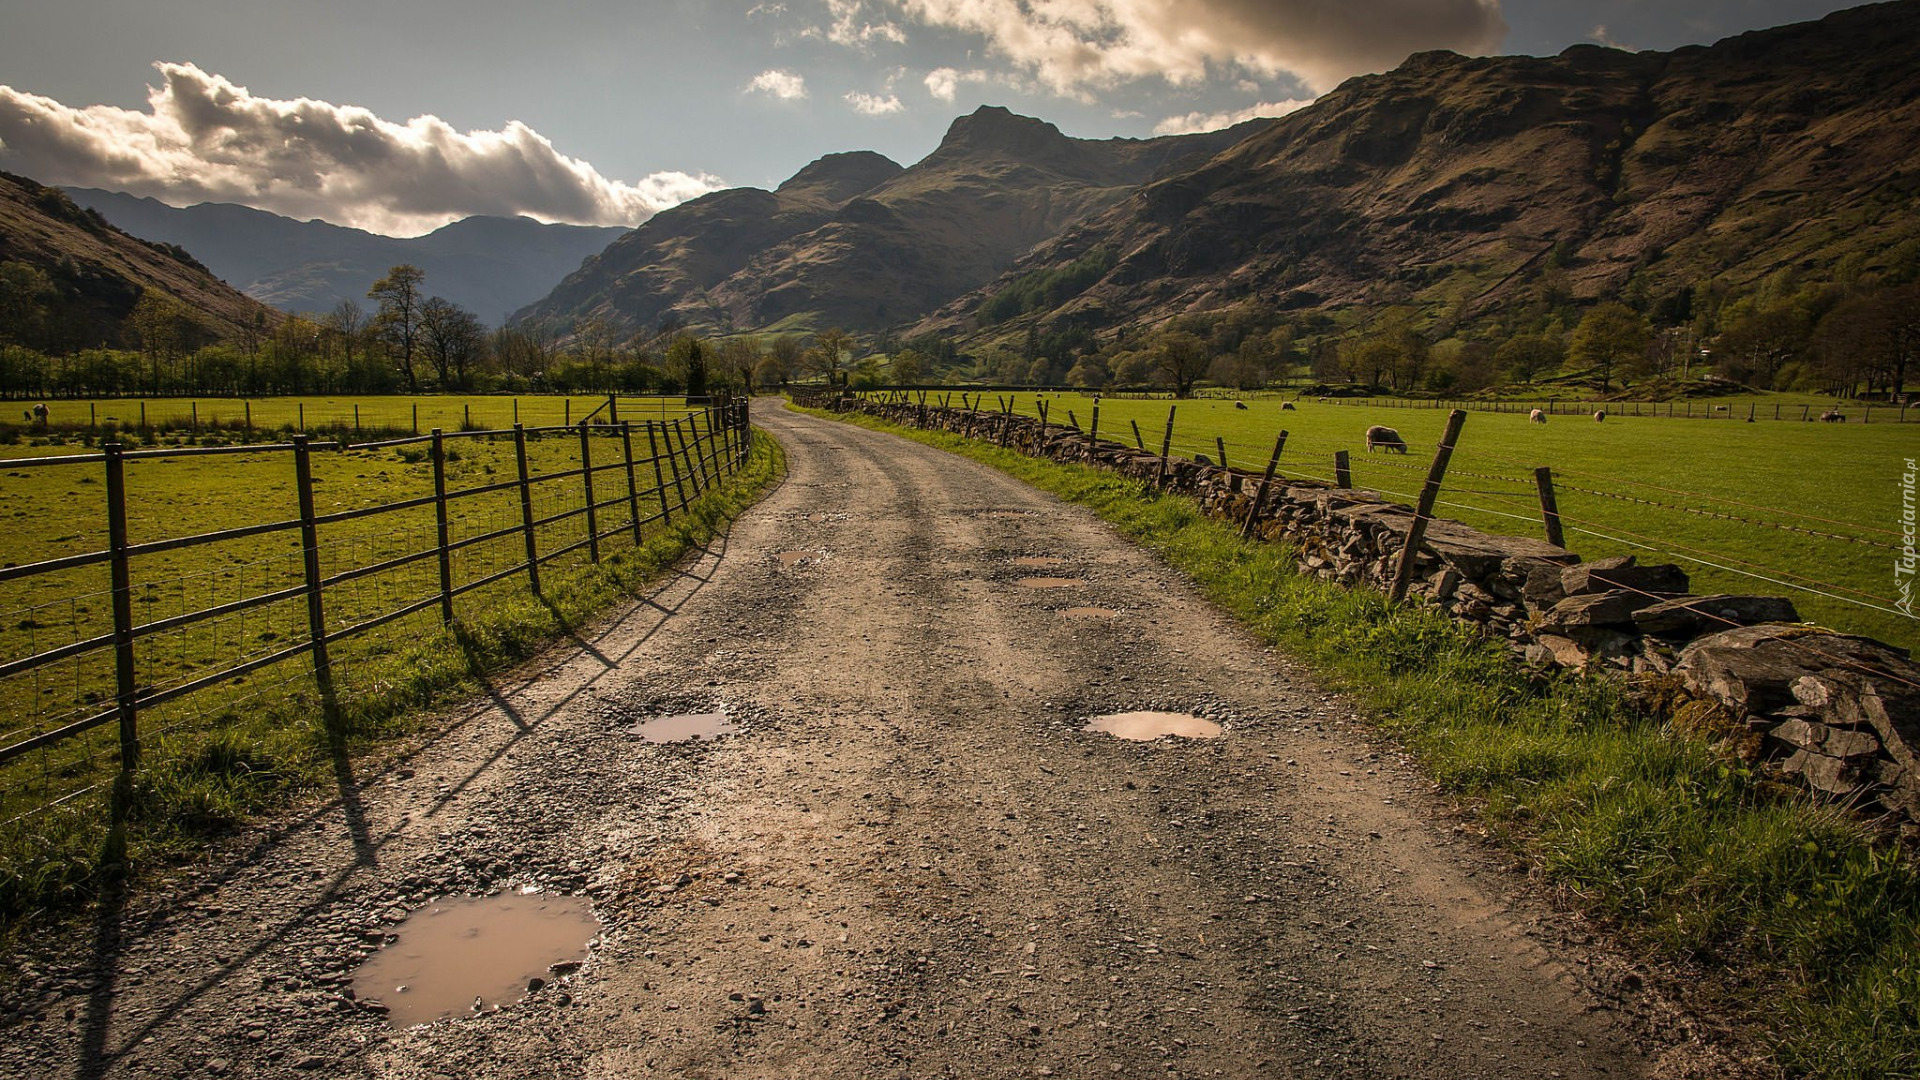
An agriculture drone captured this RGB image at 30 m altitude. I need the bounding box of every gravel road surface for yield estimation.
[1,402,1734,1079]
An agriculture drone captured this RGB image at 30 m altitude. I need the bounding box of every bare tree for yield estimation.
[419,296,487,389]
[368,264,426,391]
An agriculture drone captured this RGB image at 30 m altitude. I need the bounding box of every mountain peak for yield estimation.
[933,106,1069,158]
[775,150,904,206]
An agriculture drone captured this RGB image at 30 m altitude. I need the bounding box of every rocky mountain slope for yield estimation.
[515,110,1264,334]
[914,0,1920,342]
[65,189,628,323]
[0,172,280,349]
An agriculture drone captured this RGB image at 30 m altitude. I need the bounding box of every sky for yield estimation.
[0,0,1872,236]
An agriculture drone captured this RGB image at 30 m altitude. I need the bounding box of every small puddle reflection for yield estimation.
[1017,577,1085,589]
[1085,711,1223,741]
[775,550,817,569]
[1011,556,1068,568]
[1060,607,1121,619]
[352,893,600,1026]
[629,711,738,743]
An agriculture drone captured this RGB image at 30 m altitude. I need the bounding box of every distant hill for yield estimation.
[0,171,280,350]
[913,0,1920,342]
[514,109,1267,334]
[64,190,629,323]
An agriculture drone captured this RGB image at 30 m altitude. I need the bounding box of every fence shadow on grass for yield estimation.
[60,436,757,1074]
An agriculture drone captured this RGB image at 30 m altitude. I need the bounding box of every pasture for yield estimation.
[943,390,1916,652]
[0,399,757,918]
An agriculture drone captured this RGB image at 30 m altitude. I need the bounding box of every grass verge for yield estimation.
[800,403,1920,1080]
[0,428,784,937]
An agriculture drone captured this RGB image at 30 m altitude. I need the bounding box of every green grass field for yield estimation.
[0,399,761,923]
[810,402,1920,1079]
[907,390,1918,652]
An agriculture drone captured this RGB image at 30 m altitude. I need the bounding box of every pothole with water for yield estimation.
[1084,711,1223,741]
[1059,606,1121,619]
[774,549,822,570]
[351,892,600,1026]
[626,709,739,743]
[1016,576,1086,589]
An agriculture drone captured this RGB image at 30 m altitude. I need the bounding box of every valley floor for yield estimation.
[2,403,1743,1079]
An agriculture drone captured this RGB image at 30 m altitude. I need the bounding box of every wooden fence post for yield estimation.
[103,443,139,777]
[621,421,644,542]
[352,404,359,434]
[141,401,148,435]
[1038,401,1049,442]
[243,401,251,439]
[565,399,571,427]
[1215,436,1228,471]
[1388,409,1467,603]
[607,393,620,427]
[578,421,600,563]
[1240,431,1288,540]
[1088,402,1100,450]
[1155,405,1176,488]
[1334,450,1352,488]
[513,424,542,596]
[292,436,340,725]
[1534,466,1565,549]
[191,401,198,432]
[1130,420,1144,449]
[430,429,454,624]
[412,402,418,436]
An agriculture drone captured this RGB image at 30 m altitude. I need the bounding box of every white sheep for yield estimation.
[1280,401,1296,411]
[1234,401,1248,410]
[1529,408,1546,424]
[1365,425,1407,453]
[1820,410,1847,423]
[1593,409,1606,422]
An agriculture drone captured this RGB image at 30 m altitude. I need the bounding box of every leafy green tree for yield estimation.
[1496,334,1564,383]
[1155,331,1209,398]
[1570,302,1649,391]
[890,348,926,386]
[665,334,711,397]
[805,327,854,384]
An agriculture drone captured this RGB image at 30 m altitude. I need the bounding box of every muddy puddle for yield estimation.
[1016,576,1086,589]
[1084,711,1223,741]
[1060,606,1121,619]
[629,710,738,743]
[1011,556,1068,568]
[775,550,819,569]
[352,893,600,1026]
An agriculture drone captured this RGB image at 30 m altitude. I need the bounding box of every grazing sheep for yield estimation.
[1820,410,1847,423]
[1365,425,1408,453]
[1528,408,1546,424]
[1234,401,1248,410]
[30,403,48,427]
[1713,404,1730,413]
[1593,409,1606,422]
[1280,401,1296,411]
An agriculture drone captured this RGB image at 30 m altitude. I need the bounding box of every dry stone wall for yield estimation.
[803,392,1920,829]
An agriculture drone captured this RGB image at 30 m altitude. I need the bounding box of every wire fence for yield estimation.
[2,393,705,441]
[0,397,750,831]
[837,388,1915,655]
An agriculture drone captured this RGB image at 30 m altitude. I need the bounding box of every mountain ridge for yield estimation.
[62,189,628,323]
[514,107,1269,334]
[911,0,1920,343]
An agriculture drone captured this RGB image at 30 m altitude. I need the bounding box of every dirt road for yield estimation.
[3,403,1722,1079]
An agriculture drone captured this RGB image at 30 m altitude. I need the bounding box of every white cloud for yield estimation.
[885,0,1508,95]
[805,0,908,48]
[0,63,723,236]
[845,91,906,115]
[747,69,810,99]
[1153,98,1313,135]
[1588,25,1633,50]
[923,66,991,102]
